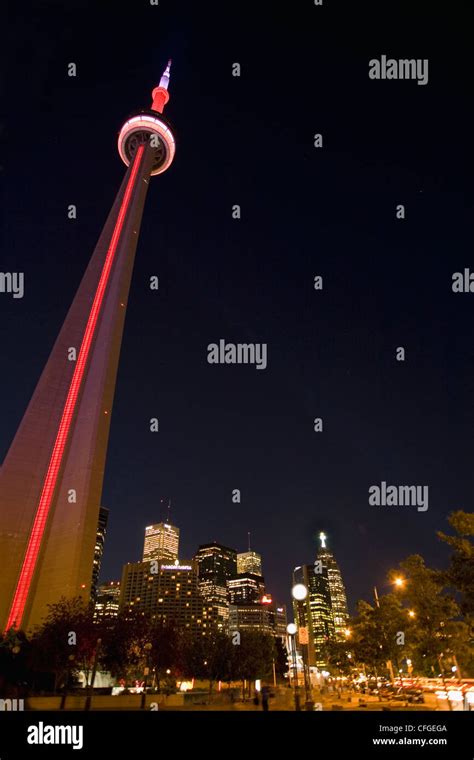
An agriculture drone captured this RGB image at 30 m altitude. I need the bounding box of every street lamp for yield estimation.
[292,583,308,602]
[291,582,313,710]
[286,622,300,711]
[373,578,407,685]
[374,576,406,606]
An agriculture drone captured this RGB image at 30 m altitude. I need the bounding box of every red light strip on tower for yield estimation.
[5,144,146,631]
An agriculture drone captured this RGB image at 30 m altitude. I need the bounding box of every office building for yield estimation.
[120,561,214,636]
[227,573,265,605]
[143,522,179,564]
[229,598,287,639]
[93,580,121,621]
[91,506,109,602]
[317,532,349,637]
[292,533,349,667]
[194,543,237,631]
[293,563,334,667]
[237,550,262,576]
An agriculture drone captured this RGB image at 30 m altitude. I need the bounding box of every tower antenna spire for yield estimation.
[151,58,172,114]
[248,531,251,551]
[159,59,172,91]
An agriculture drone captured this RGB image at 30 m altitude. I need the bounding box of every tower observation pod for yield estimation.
[0,61,175,633]
[118,59,176,176]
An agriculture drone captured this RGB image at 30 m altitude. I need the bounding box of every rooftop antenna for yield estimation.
[151,59,172,113]
[160,497,171,523]
[159,59,172,90]
[248,531,251,552]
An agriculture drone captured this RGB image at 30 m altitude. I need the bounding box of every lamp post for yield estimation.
[292,582,314,710]
[287,622,301,711]
[373,578,406,686]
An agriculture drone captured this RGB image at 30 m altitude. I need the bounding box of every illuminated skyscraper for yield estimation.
[93,580,121,622]
[293,563,334,667]
[143,522,179,564]
[0,61,176,632]
[316,532,349,638]
[292,533,349,666]
[194,543,237,631]
[237,551,262,576]
[91,506,109,602]
[227,573,265,605]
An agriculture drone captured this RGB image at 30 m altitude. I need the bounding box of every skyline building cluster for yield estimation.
[90,513,349,656]
[104,522,288,642]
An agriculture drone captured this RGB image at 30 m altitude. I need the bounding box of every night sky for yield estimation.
[2,0,472,613]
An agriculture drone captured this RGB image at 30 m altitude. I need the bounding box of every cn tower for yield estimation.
[0,62,176,632]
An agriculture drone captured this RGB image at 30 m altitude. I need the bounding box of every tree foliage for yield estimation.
[438,510,474,622]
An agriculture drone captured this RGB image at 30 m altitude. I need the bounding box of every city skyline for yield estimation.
[2,0,470,629]
[100,506,344,617]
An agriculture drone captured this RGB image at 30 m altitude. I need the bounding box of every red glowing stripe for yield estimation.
[5,144,146,631]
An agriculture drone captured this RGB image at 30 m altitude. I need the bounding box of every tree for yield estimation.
[148,622,184,692]
[0,629,32,697]
[324,639,353,676]
[273,637,289,680]
[180,632,209,682]
[438,511,474,623]
[389,555,471,676]
[29,597,98,692]
[352,595,413,676]
[179,632,234,693]
[205,632,235,690]
[234,632,276,696]
[100,611,151,684]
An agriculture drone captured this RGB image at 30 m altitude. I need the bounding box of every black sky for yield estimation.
[2,0,473,613]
